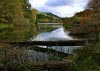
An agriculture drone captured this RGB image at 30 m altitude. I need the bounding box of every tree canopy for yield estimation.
[0,0,33,25]
[88,0,100,11]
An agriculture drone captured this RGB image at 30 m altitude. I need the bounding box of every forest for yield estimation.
[0,0,39,41]
[0,0,100,71]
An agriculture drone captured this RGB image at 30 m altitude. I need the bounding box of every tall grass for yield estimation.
[68,44,100,71]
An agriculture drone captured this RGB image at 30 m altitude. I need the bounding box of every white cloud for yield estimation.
[29,0,48,9]
[49,6,84,17]
[29,0,89,17]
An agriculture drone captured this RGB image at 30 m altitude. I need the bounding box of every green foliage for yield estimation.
[0,0,23,24]
[62,16,81,24]
[62,16,81,31]
[70,44,100,71]
[95,41,100,51]
[37,13,62,23]
[0,25,37,41]
[0,23,14,31]
[0,0,33,25]
[0,0,39,41]
[22,0,32,18]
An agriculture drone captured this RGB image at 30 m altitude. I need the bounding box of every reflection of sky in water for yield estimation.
[33,27,73,41]
[48,46,80,54]
[28,27,80,61]
[32,27,79,54]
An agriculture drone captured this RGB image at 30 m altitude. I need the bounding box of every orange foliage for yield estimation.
[75,10,93,25]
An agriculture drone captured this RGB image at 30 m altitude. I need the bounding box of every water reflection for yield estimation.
[27,27,79,62]
[33,27,73,41]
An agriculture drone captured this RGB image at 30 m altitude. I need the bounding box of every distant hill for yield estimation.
[45,13,61,18]
[36,12,62,23]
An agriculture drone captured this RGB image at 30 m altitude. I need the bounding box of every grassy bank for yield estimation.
[0,23,37,41]
[0,43,72,71]
[0,23,14,31]
[0,43,100,71]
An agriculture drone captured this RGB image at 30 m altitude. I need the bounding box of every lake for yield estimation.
[26,27,80,62]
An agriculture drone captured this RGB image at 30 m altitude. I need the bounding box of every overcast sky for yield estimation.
[29,0,89,17]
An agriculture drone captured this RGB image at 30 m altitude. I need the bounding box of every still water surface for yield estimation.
[27,27,79,62]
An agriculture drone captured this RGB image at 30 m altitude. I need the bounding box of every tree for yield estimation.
[31,9,39,23]
[22,0,32,18]
[87,0,100,25]
[0,0,24,24]
[88,0,100,11]
[0,0,33,25]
